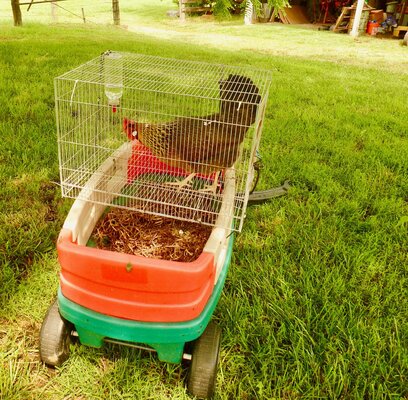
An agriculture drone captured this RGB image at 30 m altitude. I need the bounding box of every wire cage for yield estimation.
[55,51,272,232]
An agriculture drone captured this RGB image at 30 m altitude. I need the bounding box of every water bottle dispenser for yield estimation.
[104,51,123,112]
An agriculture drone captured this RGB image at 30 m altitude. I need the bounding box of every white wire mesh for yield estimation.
[55,51,272,232]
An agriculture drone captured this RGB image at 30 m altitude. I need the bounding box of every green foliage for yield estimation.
[251,0,290,16]
[172,0,289,17]
[213,0,235,18]
[211,0,290,16]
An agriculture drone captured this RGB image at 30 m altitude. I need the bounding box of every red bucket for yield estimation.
[367,21,380,35]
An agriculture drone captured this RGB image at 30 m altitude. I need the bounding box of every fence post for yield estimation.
[112,0,120,25]
[51,1,58,22]
[11,0,22,26]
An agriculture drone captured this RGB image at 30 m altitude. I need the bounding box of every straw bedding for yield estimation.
[91,208,212,262]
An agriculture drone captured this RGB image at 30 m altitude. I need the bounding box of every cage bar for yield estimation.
[55,51,272,232]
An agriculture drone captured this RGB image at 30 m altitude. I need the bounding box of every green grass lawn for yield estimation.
[0,6,407,399]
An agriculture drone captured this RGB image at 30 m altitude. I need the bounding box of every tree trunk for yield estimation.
[350,0,365,38]
[112,0,120,25]
[244,1,256,24]
[179,0,186,21]
[11,0,22,26]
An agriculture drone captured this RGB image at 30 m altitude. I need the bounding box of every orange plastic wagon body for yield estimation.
[57,228,216,323]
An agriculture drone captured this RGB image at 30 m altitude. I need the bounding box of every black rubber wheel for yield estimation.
[187,322,221,399]
[39,299,72,367]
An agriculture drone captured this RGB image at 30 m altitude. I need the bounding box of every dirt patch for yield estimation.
[39,181,59,222]
[91,208,212,262]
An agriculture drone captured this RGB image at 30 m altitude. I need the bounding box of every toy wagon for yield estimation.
[39,52,272,399]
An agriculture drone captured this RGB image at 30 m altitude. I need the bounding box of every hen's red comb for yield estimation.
[122,118,136,140]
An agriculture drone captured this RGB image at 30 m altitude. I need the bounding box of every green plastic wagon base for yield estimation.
[58,233,234,364]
